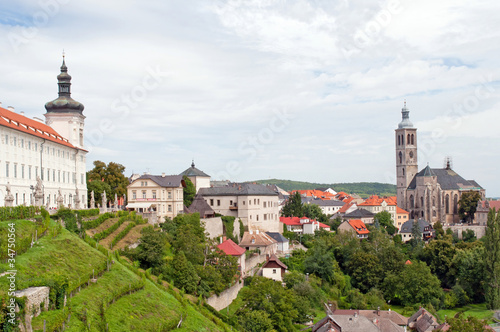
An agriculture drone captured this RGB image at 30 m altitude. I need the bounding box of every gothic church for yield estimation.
[395,103,484,224]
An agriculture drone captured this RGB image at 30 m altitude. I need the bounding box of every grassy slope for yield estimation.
[98,221,132,249]
[0,220,231,332]
[254,179,396,197]
[113,224,150,250]
[437,303,495,324]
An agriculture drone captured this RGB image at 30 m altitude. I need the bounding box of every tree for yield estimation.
[182,176,196,207]
[383,261,443,306]
[484,208,500,309]
[239,310,274,332]
[135,227,169,270]
[452,245,485,302]
[345,251,383,292]
[434,220,445,238]
[304,240,336,283]
[421,239,457,288]
[408,220,423,256]
[374,211,396,235]
[281,192,303,217]
[86,180,112,207]
[172,251,199,294]
[458,191,482,223]
[442,314,490,332]
[331,216,342,232]
[86,160,128,205]
[303,204,328,223]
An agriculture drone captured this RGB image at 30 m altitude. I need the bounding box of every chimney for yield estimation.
[20,111,24,116]
[7,106,14,112]
[162,172,166,177]
[354,312,358,318]
[0,102,2,108]
[256,229,259,234]
[222,236,226,242]
[377,307,380,316]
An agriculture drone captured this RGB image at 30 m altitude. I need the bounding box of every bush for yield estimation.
[0,206,38,221]
[82,212,115,230]
[75,208,100,218]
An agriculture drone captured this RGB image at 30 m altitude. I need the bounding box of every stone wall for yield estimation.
[206,281,244,311]
[15,286,50,332]
[244,254,267,276]
[443,224,487,239]
[202,217,223,239]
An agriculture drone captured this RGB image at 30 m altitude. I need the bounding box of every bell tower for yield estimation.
[395,101,418,210]
[44,54,85,149]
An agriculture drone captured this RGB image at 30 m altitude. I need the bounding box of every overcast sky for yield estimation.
[1,0,499,195]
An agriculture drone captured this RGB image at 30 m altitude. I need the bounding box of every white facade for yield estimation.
[0,110,87,208]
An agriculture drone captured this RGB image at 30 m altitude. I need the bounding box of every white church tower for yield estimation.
[44,55,85,149]
[395,101,418,210]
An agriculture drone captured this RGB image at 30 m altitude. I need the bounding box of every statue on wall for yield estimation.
[4,183,14,207]
[90,191,95,209]
[102,190,107,208]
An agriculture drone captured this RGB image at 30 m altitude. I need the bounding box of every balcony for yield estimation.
[229,204,238,211]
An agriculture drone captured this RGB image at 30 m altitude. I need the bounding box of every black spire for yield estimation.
[45,54,84,114]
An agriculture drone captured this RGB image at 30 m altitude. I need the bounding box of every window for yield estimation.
[81,174,84,184]
[35,166,38,177]
[21,165,25,179]
[5,162,9,177]
[28,141,31,150]
[21,139,24,148]
[152,190,157,199]
[142,191,147,199]
[53,170,55,181]
[41,168,44,180]
[28,166,32,180]
[14,164,18,178]
[273,269,277,274]
[210,199,214,206]
[168,191,172,199]
[132,191,137,199]
[13,137,16,146]
[4,134,8,144]
[263,202,267,208]
[35,143,37,151]
[168,205,172,212]
[217,199,220,206]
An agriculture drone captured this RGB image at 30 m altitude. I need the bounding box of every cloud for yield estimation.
[0,0,499,195]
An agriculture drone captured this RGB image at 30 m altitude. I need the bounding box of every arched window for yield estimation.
[432,210,436,217]
[453,194,458,214]
[399,151,403,164]
[398,135,400,145]
[445,194,450,213]
[402,168,405,176]
[432,197,435,207]
[407,134,411,144]
[420,196,424,208]
[410,195,414,208]
[411,134,414,145]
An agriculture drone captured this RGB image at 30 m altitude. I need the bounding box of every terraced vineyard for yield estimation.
[0,215,232,331]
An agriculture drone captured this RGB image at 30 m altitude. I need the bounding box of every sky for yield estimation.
[0,0,499,195]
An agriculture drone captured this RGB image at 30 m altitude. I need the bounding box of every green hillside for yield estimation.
[254,179,396,198]
[0,217,231,332]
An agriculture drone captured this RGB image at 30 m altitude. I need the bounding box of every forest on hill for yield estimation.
[254,179,396,197]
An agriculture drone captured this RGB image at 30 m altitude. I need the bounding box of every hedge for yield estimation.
[75,208,100,218]
[82,212,115,230]
[0,206,39,221]
[110,223,136,248]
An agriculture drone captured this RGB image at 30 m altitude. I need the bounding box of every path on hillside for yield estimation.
[113,224,150,250]
[99,221,133,249]
[85,217,118,237]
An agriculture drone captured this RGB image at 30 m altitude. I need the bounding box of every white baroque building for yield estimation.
[0,57,88,208]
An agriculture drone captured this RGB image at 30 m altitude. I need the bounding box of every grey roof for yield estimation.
[185,194,215,217]
[266,232,289,243]
[179,161,210,177]
[199,183,278,197]
[408,167,483,191]
[135,174,184,188]
[308,198,345,207]
[398,103,413,129]
[399,218,432,234]
[344,208,374,218]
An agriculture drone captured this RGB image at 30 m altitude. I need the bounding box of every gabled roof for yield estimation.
[399,218,433,234]
[217,239,245,256]
[280,216,316,226]
[199,182,277,196]
[291,189,336,200]
[344,208,374,219]
[185,194,215,217]
[408,167,483,191]
[318,222,331,229]
[478,200,500,211]
[266,232,289,243]
[359,195,397,207]
[0,106,76,149]
[263,254,288,270]
[132,174,184,188]
[179,161,210,177]
[308,198,345,207]
[348,219,370,235]
[396,207,409,214]
[338,202,355,214]
[240,231,277,247]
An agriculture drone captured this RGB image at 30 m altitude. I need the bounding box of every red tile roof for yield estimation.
[217,239,246,256]
[348,219,370,235]
[359,195,397,207]
[318,222,330,229]
[338,202,354,214]
[397,207,409,214]
[0,106,76,149]
[291,189,335,200]
[280,216,317,226]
